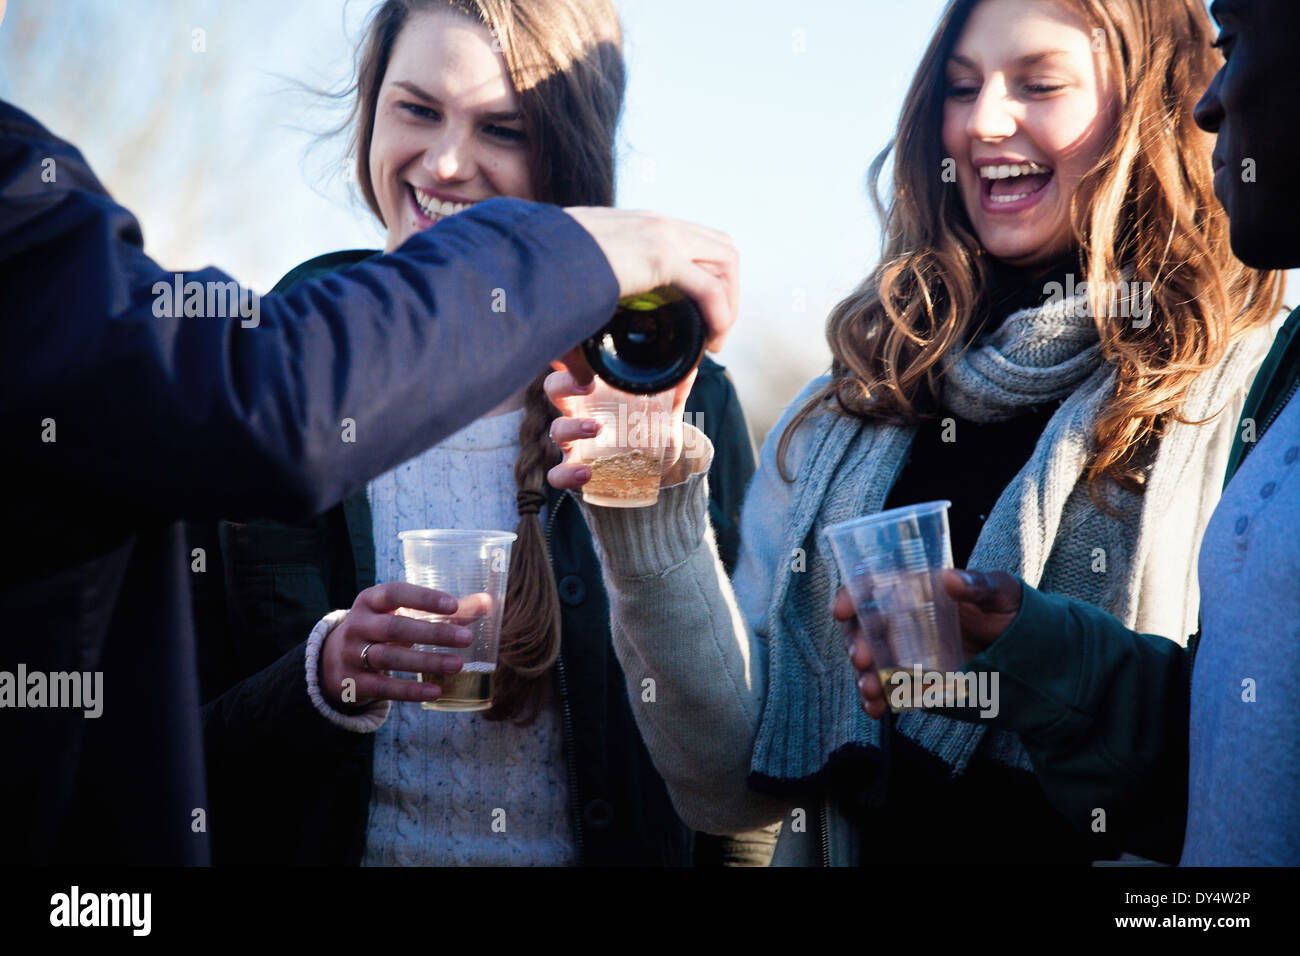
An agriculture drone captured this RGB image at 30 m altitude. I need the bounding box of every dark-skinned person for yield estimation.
[192,0,775,868]
[544,0,1282,866]
[850,0,1299,865]
[0,79,738,863]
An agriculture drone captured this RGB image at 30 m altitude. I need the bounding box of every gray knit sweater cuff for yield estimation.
[576,425,714,579]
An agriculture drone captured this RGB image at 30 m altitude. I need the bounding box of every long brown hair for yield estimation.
[778,0,1282,501]
[346,0,625,722]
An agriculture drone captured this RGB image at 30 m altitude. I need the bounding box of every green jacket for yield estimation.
[961,305,1300,862]
[193,250,763,866]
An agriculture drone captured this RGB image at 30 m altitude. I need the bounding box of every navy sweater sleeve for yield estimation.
[0,101,618,521]
[962,580,1194,862]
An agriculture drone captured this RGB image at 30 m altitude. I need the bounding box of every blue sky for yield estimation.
[0,0,1282,435]
[0,0,956,431]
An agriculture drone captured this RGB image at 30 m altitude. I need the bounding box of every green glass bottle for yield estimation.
[582,287,706,394]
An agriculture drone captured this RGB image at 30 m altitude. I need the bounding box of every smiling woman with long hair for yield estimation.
[780,0,1274,505]
[191,0,767,866]
[544,0,1282,866]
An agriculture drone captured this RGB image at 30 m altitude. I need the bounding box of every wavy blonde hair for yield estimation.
[778,0,1282,500]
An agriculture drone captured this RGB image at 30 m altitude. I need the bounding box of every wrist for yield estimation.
[660,422,712,487]
[305,610,390,733]
[318,625,369,713]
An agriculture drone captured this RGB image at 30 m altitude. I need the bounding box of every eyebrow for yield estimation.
[948,50,1074,70]
[391,79,521,122]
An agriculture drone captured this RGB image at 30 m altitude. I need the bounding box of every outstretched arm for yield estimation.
[1,103,619,520]
[1,101,741,522]
[546,373,825,834]
[848,571,1194,862]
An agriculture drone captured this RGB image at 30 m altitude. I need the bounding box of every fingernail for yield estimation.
[454,626,473,643]
[422,685,440,699]
[582,421,600,436]
[957,571,975,587]
[576,467,591,482]
[439,595,459,613]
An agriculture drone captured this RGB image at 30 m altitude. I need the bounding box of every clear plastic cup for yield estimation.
[569,378,675,508]
[396,529,516,712]
[824,501,964,711]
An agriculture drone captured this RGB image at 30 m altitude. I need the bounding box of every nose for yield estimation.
[966,76,1017,142]
[423,126,476,183]
[1194,69,1224,133]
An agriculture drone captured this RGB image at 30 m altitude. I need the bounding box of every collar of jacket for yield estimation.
[1224,304,1300,488]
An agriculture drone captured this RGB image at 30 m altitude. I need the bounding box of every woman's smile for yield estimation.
[407,183,477,229]
[976,158,1056,213]
[370,10,533,252]
[942,0,1117,267]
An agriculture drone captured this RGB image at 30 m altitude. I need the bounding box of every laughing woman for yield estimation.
[192,0,770,866]
[545,0,1283,865]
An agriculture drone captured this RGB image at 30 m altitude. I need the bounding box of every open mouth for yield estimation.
[979,162,1055,207]
[409,184,475,226]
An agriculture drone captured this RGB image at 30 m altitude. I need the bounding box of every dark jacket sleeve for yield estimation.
[962,580,1195,863]
[1,101,618,522]
[200,637,374,864]
[200,638,361,757]
[190,514,355,754]
[192,512,367,765]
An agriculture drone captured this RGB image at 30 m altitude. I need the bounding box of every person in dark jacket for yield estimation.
[850,0,1300,866]
[193,0,775,866]
[0,42,739,866]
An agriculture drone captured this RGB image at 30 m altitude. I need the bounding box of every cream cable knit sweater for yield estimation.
[305,409,574,866]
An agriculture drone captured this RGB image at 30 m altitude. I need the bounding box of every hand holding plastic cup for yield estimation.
[824,501,965,712]
[565,378,675,508]
[396,530,516,711]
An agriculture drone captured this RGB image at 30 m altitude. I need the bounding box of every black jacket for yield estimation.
[194,251,758,866]
[0,102,619,864]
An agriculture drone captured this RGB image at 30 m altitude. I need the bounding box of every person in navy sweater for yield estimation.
[0,96,737,864]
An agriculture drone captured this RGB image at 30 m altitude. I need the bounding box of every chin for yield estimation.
[969,221,1065,269]
[981,238,1058,268]
[1229,214,1300,272]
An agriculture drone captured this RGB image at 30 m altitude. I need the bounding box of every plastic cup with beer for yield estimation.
[824,501,965,711]
[396,529,516,712]
[568,378,675,508]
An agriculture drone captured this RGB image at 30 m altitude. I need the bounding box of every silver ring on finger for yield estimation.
[360,642,378,673]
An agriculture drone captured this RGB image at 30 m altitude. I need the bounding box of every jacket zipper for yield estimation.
[545,491,586,864]
[1258,377,1299,442]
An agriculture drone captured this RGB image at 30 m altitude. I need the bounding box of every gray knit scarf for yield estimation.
[750,285,1272,782]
